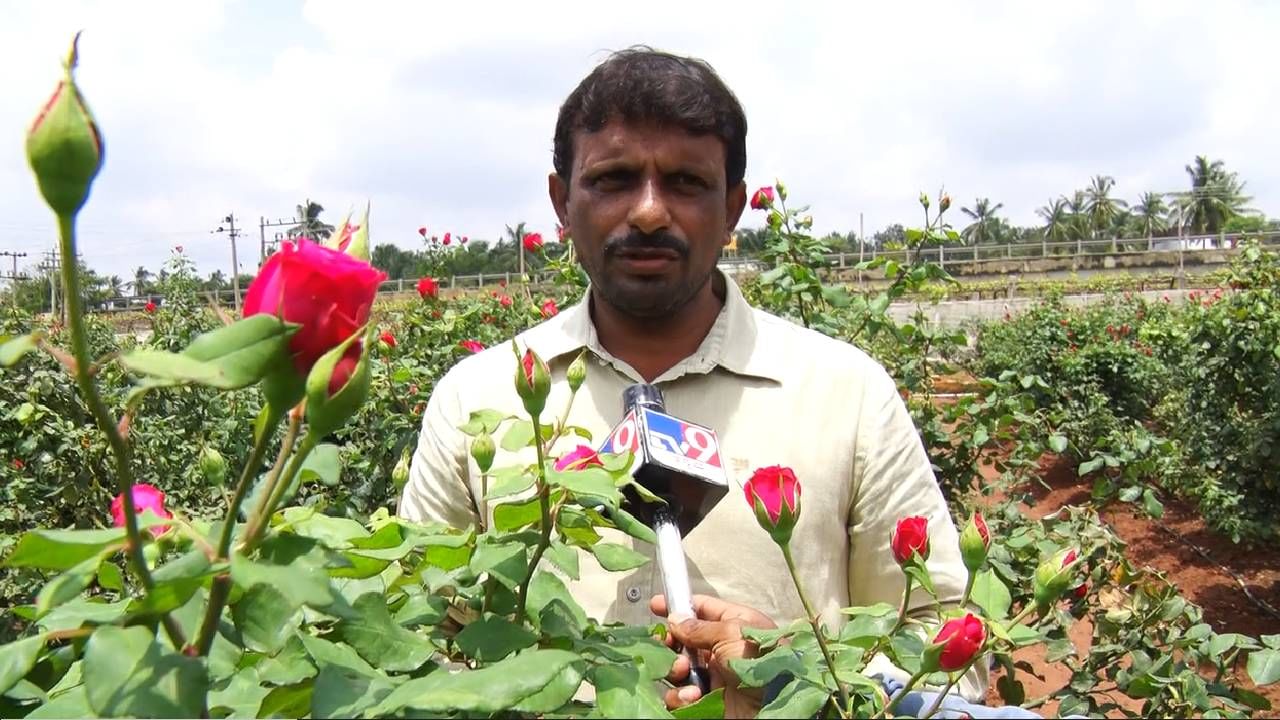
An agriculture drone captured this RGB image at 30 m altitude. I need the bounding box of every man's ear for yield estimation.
[724,181,748,245]
[549,172,570,230]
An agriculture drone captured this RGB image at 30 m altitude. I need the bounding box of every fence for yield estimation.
[90,230,1280,313]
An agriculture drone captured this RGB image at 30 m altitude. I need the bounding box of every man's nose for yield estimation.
[626,179,672,234]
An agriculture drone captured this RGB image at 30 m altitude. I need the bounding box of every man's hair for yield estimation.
[552,46,748,188]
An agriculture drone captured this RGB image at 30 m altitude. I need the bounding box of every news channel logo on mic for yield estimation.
[598,407,727,490]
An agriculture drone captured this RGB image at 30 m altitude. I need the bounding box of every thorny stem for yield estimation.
[56,213,187,651]
[782,543,851,718]
[515,413,552,621]
[237,409,303,551]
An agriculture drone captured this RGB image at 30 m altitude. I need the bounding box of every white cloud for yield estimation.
[0,0,1275,282]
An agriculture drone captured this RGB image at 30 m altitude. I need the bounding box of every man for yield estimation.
[398,46,986,715]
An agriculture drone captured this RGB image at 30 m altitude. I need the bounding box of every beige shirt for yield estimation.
[398,272,987,700]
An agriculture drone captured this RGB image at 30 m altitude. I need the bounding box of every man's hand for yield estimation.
[650,593,777,719]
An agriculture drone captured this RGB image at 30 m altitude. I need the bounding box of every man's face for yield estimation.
[550,120,747,319]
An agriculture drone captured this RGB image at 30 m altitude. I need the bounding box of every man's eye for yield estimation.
[673,174,708,189]
[591,171,630,189]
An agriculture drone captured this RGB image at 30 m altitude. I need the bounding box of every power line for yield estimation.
[211,214,243,313]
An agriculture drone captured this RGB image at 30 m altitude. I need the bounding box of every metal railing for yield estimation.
[89,230,1280,312]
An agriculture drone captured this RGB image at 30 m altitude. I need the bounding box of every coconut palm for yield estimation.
[1177,156,1254,240]
[287,199,335,241]
[1037,197,1072,256]
[1085,175,1128,251]
[132,266,153,296]
[961,198,1005,247]
[1132,192,1169,248]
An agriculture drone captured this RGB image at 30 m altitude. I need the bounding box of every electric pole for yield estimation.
[259,216,295,266]
[38,250,61,321]
[213,213,243,312]
[1,252,27,306]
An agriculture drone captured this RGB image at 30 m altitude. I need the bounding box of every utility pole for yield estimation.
[0,251,27,307]
[39,250,61,321]
[213,213,243,312]
[259,216,295,265]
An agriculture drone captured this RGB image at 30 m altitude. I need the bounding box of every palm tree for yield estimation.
[1132,192,1169,249]
[1036,197,1071,256]
[287,199,335,241]
[132,266,153,296]
[505,221,529,276]
[960,198,1005,249]
[205,270,227,291]
[1064,190,1090,254]
[1084,175,1127,251]
[1178,156,1254,242]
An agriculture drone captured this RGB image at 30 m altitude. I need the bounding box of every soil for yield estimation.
[974,452,1280,716]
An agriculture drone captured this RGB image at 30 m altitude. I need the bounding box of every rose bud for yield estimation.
[922,613,986,673]
[513,346,550,419]
[198,446,227,486]
[26,33,104,218]
[891,515,931,566]
[555,444,603,472]
[940,194,952,213]
[379,330,397,348]
[443,232,451,246]
[145,301,156,314]
[391,449,412,491]
[919,192,931,210]
[460,339,484,354]
[743,465,801,547]
[566,351,587,393]
[750,186,775,210]
[500,295,513,308]
[541,298,558,318]
[959,511,990,573]
[417,226,427,237]
[775,180,788,202]
[522,232,544,253]
[1033,547,1082,611]
[470,432,496,474]
[416,276,439,300]
[111,483,172,534]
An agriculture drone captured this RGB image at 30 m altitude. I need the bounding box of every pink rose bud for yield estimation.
[1034,547,1081,611]
[418,226,427,237]
[750,186,775,210]
[891,515,931,566]
[110,483,172,534]
[500,295,513,308]
[959,511,990,573]
[541,298,558,318]
[443,232,451,246]
[26,33,103,217]
[514,346,550,418]
[555,444,604,472]
[460,339,485,354]
[379,330,396,348]
[924,613,986,672]
[416,276,439,300]
[743,465,801,547]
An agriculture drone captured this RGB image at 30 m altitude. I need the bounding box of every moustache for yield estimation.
[603,230,690,258]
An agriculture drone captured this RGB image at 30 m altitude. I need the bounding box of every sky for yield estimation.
[2,0,1277,284]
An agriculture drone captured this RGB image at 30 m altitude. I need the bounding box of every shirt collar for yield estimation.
[520,271,785,384]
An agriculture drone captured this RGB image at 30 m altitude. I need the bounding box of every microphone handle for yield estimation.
[653,507,712,696]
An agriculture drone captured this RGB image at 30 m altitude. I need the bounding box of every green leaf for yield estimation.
[544,540,580,580]
[731,648,808,688]
[1248,648,1280,685]
[493,496,542,532]
[460,409,511,435]
[997,673,1026,706]
[233,583,299,655]
[1142,488,1164,518]
[338,593,436,673]
[837,604,898,645]
[590,542,651,572]
[208,667,273,719]
[971,569,1012,619]
[501,419,536,451]
[455,615,538,663]
[122,314,295,389]
[254,635,317,686]
[26,686,92,719]
[299,443,342,487]
[1078,457,1105,475]
[608,506,658,545]
[3,527,138,570]
[1236,688,1273,711]
[371,649,582,714]
[392,593,448,627]
[592,663,673,718]
[579,632,677,680]
[470,538,529,591]
[1048,434,1069,453]
[96,560,123,591]
[131,550,216,614]
[35,597,129,633]
[0,635,46,696]
[311,664,396,719]
[83,625,206,718]
[757,678,830,719]
[528,571,588,636]
[35,553,104,618]
[547,465,622,505]
[513,663,586,714]
[298,634,379,678]
[1210,632,1243,659]
[486,466,537,500]
[230,553,335,610]
[0,333,40,367]
[672,688,726,719]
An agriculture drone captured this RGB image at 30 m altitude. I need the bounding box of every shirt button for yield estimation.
[626,586,642,602]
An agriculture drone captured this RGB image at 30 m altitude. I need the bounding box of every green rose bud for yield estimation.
[775,179,788,202]
[198,446,227,487]
[471,432,496,474]
[958,511,990,573]
[567,351,587,393]
[391,449,411,491]
[513,344,550,419]
[1033,547,1080,612]
[26,32,104,218]
[919,192,930,210]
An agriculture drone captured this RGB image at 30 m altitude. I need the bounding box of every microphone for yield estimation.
[597,383,729,696]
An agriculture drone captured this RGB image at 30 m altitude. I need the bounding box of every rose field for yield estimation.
[4,37,1280,720]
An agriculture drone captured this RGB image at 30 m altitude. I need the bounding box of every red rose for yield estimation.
[418,226,427,237]
[1073,582,1088,600]
[500,295,513,308]
[416,276,439,300]
[443,232,451,246]
[460,339,485,353]
[461,236,469,244]
[522,232,544,253]
[931,613,986,672]
[326,347,360,396]
[144,301,156,314]
[379,330,396,348]
[175,245,184,253]
[555,444,603,472]
[891,516,930,565]
[12,458,24,470]
[743,465,801,546]
[242,238,386,379]
[541,298,558,318]
[110,483,172,534]
[750,186,775,210]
